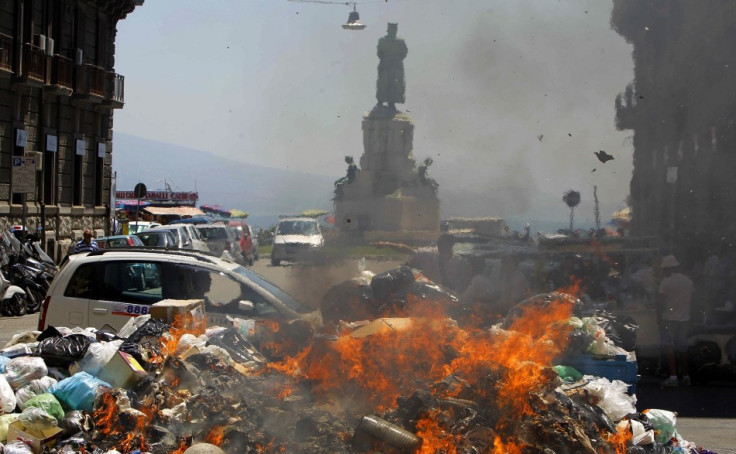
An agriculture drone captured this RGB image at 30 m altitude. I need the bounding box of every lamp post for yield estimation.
[563,190,581,234]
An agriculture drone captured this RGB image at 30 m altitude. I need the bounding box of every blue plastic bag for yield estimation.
[49,372,111,411]
[0,355,9,372]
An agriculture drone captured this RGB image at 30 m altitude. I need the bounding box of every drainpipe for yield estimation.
[39,89,46,250]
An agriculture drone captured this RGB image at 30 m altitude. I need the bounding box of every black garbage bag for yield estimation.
[59,410,94,438]
[370,266,415,300]
[320,278,376,326]
[36,325,63,342]
[125,317,169,344]
[593,310,638,351]
[564,327,594,355]
[35,334,92,367]
[118,341,153,371]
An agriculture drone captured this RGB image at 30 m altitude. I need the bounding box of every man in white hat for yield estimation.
[657,255,693,386]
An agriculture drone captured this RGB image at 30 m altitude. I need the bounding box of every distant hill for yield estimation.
[112,133,595,232]
[112,133,335,228]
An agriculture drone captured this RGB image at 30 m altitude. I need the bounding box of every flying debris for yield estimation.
[595,150,614,163]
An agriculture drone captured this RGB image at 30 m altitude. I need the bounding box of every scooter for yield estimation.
[0,265,27,316]
[0,234,28,316]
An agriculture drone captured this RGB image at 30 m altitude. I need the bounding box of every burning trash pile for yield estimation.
[0,293,715,453]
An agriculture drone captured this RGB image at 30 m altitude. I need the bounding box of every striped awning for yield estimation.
[142,206,204,217]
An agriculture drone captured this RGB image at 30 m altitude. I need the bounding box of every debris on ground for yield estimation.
[0,294,717,453]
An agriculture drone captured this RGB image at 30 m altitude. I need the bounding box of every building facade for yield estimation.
[612,0,736,265]
[0,0,141,260]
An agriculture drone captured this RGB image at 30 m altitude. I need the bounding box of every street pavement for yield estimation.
[1,256,735,452]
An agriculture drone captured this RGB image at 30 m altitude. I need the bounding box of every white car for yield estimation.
[271,217,325,266]
[127,221,162,234]
[147,225,194,250]
[179,224,210,253]
[37,249,322,333]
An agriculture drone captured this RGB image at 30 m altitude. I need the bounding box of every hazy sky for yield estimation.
[114,0,634,228]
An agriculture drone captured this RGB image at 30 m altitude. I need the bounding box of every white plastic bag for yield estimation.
[3,440,34,454]
[24,376,57,396]
[15,375,58,410]
[0,375,16,414]
[583,376,636,422]
[643,408,677,444]
[176,334,207,355]
[72,340,123,376]
[4,357,48,389]
[18,407,57,431]
[2,331,39,348]
[14,387,36,410]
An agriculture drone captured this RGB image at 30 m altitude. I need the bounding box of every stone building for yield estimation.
[611,1,736,263]
[0,0,142,260]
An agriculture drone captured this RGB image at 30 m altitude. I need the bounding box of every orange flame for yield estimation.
[92,392,150,452]
[604,427,633,454]
[492,435,523,454]
[415,410,457,453]
[170,440,190,454]
[264,292,578,448]
[205,426,226,446]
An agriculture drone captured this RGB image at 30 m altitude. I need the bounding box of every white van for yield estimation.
[270,217,325,266]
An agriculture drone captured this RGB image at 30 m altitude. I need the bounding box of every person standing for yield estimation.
[72,229,99,254]
[657,255,693,386]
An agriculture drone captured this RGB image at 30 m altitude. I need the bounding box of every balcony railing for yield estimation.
[74,63,105,101]
[47,54,74,91]
[22,44,46,84]
[105,71,124,107]
[0,33,13,74]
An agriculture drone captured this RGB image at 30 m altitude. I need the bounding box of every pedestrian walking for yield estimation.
[657,255,693,387]
[72,229,99,254]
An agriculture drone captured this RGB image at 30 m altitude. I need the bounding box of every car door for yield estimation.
[49,262,96,328]
[162,262,283,326]
[90,260,164,332]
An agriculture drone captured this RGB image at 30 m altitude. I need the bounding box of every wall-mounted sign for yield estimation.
[116,190,199,202]
[98,142,106,158]
[75,139,85,156]
[11,155,37,194]
[46,134,58,152]
[15,129,27,147]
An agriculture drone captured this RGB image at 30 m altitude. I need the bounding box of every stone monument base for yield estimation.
[335,191,439,238]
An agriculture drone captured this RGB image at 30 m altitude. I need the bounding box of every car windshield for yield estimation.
[231,265,309,314]
[135,232,165,247]
[277,221,318,235]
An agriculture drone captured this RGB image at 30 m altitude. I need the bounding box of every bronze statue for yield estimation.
[376,23,407,108]
[418,157,438,192]
[334,156,359,199]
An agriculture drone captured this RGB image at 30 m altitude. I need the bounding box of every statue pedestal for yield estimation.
[334,107,439,238]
